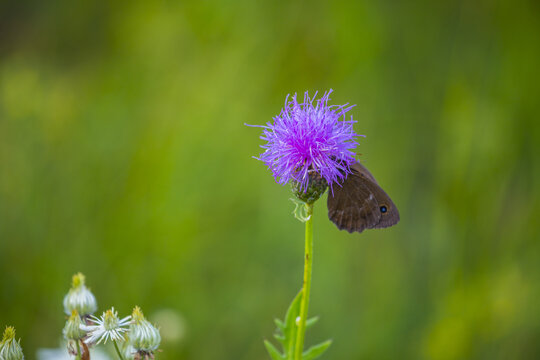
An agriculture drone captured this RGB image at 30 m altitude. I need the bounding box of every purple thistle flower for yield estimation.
[251,90,362,193]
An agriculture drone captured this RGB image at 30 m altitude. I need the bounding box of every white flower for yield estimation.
[63,273,98,316]
[81,307,131,345]
[37,345,111,360]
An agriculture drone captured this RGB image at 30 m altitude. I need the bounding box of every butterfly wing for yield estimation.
[327,166,381,233]
[327,161,400,233]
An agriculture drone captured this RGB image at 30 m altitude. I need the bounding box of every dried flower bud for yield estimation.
[0,327,24,360]
[63,310,86,340]
[63,273,98,316]
[122,338,136,360]
[130,306,161,354]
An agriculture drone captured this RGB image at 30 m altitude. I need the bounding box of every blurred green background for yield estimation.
[1,0,539,359]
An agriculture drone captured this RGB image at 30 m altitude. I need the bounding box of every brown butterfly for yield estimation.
[327,160,400,233]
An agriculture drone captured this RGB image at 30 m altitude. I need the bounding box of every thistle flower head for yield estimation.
[81,307,131,345]
[63,310,86,340]
[129,306,161,354]
[252,90,361,195]
[63,272,98,316]
[0,326,24,360]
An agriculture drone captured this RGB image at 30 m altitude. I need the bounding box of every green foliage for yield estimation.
[264,292,331,360]
[1,1,540,359]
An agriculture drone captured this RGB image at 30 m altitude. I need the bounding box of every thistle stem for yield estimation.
[113,340,125,360]
[75,340,81,360]
[294,202,314,360]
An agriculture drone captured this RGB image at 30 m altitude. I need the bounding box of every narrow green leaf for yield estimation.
[305,316,319,330]
[274,318,285,331]
[302,340,332,360]
[264,340,285,360]
[284,291,303,358]
[265,291,305,359]
[284,291,302,332]
[274,333,286,343]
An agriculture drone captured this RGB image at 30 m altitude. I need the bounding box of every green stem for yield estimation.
[75,340,81,360]
[113,340,125,360]
[294,202,314,360]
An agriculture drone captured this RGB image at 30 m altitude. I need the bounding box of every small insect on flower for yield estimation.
[63,273,98,317]
[249,90,400,232]
[0,326,24,360]
[81,307,131,345]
